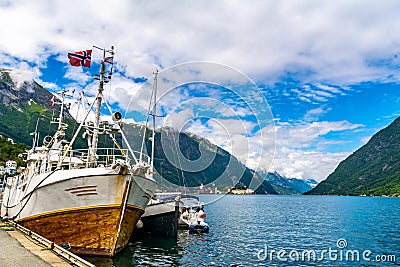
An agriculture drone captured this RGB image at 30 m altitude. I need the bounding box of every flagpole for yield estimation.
[89,45,114,166]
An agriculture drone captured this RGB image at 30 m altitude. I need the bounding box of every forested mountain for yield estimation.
[306,117,400,196]
[0,136,26,167]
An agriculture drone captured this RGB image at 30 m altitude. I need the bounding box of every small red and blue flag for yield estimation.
[67,50,92,68]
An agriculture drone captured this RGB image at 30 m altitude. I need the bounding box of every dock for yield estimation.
[0,221,95,267]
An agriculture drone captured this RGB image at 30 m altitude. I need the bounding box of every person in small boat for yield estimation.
[198,207,206,220]
[195,207,207,226]
[189,206,209,233]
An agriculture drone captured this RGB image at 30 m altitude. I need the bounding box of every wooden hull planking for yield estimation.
[17,204,143,257]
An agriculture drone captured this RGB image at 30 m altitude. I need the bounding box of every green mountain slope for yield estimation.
[306,117,400,196]
[154,129,276,194]
[0,69,96,149]
[0,136,26,167]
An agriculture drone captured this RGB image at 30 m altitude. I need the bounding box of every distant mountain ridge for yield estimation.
[0,68,53,108]
[260,171,318,194]
[307,116,400,196]
[0,68,83,147]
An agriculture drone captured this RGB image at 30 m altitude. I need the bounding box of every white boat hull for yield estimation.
[1,167,157,256]
[142,201,177,218]
[138,199,179,237]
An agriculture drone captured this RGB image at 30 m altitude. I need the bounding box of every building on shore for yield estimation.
[5,160,17,175]
[1,161,19,192]
[228,188,255,195]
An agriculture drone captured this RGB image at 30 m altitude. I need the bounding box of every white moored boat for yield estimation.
[179,195,209,233]
[137,192,181,237]
[0,46,158,257]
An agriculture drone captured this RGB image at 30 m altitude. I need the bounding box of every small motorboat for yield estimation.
[136,192,181,237]
[189,222,210,233]
[179,196,210,233]
[188,210,210,234]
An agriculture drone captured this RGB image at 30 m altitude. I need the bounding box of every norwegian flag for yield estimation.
[67,50,92,68]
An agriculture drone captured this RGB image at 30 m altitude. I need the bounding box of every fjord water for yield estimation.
[104,195,399,266]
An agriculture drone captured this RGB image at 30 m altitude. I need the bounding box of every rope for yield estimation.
[3,170,56,219]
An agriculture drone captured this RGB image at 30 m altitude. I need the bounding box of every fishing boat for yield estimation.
[0,46,158,257]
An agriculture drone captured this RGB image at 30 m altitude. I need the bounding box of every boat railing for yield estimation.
[60,148,151,168]
[29,147,151,173]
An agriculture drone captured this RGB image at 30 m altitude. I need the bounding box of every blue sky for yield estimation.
[1,0,400,181]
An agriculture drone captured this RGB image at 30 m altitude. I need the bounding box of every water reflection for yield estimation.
[85,234,183,267]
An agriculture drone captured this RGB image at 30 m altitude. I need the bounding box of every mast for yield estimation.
[89,45,114,165]
[151,70,158,172]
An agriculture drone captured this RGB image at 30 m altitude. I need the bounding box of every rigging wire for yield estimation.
[106,75,116,153]
[172,132,189,194]
[139,79,155,161]
[70,95,80,136]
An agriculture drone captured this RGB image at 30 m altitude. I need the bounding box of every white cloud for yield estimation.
[267,120,364,181]
[163,108,194,131]
[201,117,351,182]
[7,63,39,89]
[37,80,59,91]
[63,67,92,85]
[102,73,144,110]
[184,118,276,172]
[1,0,400,86]
[304,107,332,121]
[272,147,350,181]
[315,84,343,95]
[277,120,363,149]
